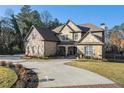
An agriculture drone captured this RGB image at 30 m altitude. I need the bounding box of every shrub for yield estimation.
[15,64,23,69]
[14,80,25,88]
[6,62,14,68]
[19,67,29,85]
[0,61,7,66]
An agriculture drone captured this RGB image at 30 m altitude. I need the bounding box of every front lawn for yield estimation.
[65,59,124,87]
[0,66,17,88]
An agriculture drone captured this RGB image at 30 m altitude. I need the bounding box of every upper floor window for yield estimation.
[61,35,65,40]
[65,35,69,41]
[74,33,78,40]
[60,35,69,41]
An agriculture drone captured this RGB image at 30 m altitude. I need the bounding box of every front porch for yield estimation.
[57,45,77,56]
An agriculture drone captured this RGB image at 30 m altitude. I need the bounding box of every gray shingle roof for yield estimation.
[52,23,103,33]
[35,27,59,42]
[78,23,103,32]
[52,25,64,33]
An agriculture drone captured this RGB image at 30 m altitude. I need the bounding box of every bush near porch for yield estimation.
[65,59,124,87]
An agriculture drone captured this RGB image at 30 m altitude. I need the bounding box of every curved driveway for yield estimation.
[0,55,117,88]
[20,59,116,88]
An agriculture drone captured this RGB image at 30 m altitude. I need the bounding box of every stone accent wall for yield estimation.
[79,33,101,43]
[25,40,45,57]
[58,25,74,41]
[25,27,45,57]
[77,45,103,59]
[58,26,81,42]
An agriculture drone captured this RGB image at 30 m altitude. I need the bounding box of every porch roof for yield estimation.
[58,42,76,45]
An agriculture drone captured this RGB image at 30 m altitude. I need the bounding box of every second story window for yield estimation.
[65,35,69,41]
[74,33,78,40]
[60,35,69,41]
[61,35,65,40]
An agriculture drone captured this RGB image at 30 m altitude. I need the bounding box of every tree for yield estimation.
[108,31,122,53]
[0,18,16,54]
[16,5,32,38]
[40,10,52,28]
[17,5,43,38]
[5,9,23,51]
[30,10,43,27]
[0,5,63,54]
[48,18,62,29]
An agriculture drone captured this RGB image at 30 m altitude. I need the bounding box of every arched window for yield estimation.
[27,46,29,54]
[32,46,35,54]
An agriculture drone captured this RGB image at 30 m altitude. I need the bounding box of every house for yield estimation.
[24,20,105,59]
[120,39,124,48]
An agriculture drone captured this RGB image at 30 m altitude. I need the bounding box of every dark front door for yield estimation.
[68,46,77,55]
[57,46,66,56]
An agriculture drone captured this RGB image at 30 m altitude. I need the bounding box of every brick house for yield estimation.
[24,20,105,59]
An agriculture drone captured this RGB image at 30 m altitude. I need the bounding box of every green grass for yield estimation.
[0,66,17,88]
[65,59,124,87]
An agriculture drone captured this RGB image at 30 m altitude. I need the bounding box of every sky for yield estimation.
[0,5,124,29]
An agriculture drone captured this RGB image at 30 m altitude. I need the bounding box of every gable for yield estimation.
[59,20,82,33]
[61,25,73,34]
[67,21,82,32]
[26,27,44,41]
[78,32,103,44]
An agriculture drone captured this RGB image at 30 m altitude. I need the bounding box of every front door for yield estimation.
[57,46,66,56]
[68,46,77,55]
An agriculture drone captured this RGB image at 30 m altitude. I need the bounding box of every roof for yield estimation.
[36,27,59,42]
[52,22,103,33]
[52,25,64,33]
[25,25,59,42]
[78,32,104,44]
[78,23,103,32]
[58,41,76,45]
[93,34,103,42]
[52,20,82,33]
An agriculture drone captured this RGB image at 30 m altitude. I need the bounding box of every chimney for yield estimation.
[100,23,106,30]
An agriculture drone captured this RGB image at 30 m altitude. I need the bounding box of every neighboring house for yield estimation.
[24,20,105,59]
[120,39,124,48]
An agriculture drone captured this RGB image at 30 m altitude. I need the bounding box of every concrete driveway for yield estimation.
[0,55,118,88]
[20,59,117,88]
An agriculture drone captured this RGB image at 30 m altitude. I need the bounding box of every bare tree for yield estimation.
[40,11,52,28]
[108,31,121,53]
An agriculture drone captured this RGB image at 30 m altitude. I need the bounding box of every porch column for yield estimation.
[65,46,68,56]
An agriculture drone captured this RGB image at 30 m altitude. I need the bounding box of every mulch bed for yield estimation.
[0,61,39,88]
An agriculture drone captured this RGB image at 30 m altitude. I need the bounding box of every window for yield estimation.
[65,35,69,41]
[32,46,35,54]
[60,35,69,41]
[61,35,65,40]
[84,46,93,57]
[74,33,78,40]
[32,32,35,39]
